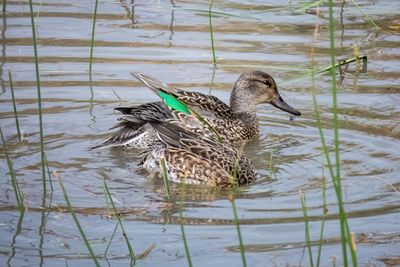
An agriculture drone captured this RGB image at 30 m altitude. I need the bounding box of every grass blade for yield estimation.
[104,223,119,257]
[208,0,217,66]
[8,69,21,142]
[160,157,172,201]
[28,0,46,199]
[309,8,327,267]
[349,0,379,30]
[0,125,24,210]
[229,195,247,267]
[299,190,314,267]
[103,178,136,263]
[55,172,100,267]
[179,179,193,267]
[89,0,99,78]
[316,162,328,267]
[327,0,358,265]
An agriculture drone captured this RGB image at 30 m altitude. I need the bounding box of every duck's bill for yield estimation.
[271,96,301,116]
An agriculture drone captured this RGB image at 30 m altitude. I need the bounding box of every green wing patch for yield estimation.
[159,91,191,115]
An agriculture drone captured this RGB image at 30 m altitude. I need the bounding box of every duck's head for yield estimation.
[230,70,301,116]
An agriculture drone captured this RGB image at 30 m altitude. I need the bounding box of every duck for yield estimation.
[140,118,256,188]
[91,70,301,149]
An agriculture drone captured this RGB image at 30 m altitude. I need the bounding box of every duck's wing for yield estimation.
[131,72,232,119]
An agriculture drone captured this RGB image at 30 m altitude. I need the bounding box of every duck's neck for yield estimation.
[230,90,258,116]
[230,92,259,132]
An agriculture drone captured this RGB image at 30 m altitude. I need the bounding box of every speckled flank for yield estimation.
[140,122,257,189]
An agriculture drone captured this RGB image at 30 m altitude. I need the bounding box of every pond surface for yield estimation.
[1,0,400,266]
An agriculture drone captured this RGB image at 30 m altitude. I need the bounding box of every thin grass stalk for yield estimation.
[0,126,24,209]
[104,223,119,257]
[328,1,346,263]
[309,8,326,267]
[89,0,98,79]
[55,173,100,267]
[229,196,247,267]
[208,0,217,66]
[8,70,21,141]
[316,55,367,74]
[316,162,328,267]
[43,152,53,191]
[231,142,246,188]
[295,0,326,13]
[269,147,274,174]
[208,66,216,95]
[160,158,171,201]
[103,179,136,263]
[2,0,6,13]
[349,0,379,30]
[229,142,246,266]
[179,178,193,267]
[299,190,314,267]
[327,1,357,265]
[28,0,46,199]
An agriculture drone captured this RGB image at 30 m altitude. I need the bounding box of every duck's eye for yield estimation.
[263,80,271,87]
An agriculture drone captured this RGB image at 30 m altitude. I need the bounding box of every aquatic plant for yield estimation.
[28,0,46,198]
[56,173,101,267]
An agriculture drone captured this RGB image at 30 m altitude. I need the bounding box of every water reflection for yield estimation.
[6,211,24,267]
[1,5,7,94]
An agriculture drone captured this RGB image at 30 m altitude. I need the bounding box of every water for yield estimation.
[1,1,400,266]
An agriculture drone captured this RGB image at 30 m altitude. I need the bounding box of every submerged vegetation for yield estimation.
[1,0,396,266]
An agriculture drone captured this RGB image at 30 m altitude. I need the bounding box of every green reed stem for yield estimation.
[328,1,346,264]
[231,141,246,188]
[8,69,21,142]
[230,196,247,267]
[28,0,46,199]
[89,0,98,78]
[208,0,217,66]
[56,173,100,267]
[160,158,171,201]
[103,179,136,263]
[316,162,327,267]
[299,191,314,267]
[0,126,24,210]
[295,0,326,13]
[349,0,379,30]
[310,12,327,265]
[316,55,367,74]
[2,0,6,13]
[327,1,357,265]
[104,223,119,257]
[179,179,193,267]
[269,147,274,174]
[43,152,53,191]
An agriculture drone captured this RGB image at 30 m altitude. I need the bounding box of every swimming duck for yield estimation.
[140,119,256,188]
[91,70,301,149]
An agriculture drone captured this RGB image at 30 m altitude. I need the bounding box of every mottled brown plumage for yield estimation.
[140,120,256,188]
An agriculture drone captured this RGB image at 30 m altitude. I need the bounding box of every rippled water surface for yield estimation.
[1,1,400,266]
